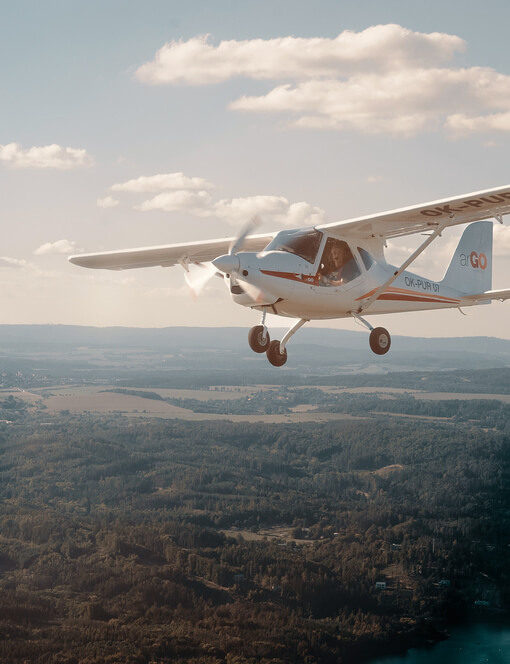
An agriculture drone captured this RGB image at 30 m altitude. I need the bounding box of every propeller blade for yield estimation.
[184,262,219,300]
[228,215,261,255]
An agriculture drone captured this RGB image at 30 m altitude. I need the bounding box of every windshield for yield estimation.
[263,228,323,264]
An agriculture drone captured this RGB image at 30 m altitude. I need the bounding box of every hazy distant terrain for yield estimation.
[0,325,509,380]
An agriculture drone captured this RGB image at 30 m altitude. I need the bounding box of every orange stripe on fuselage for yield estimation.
[376,293,460,304]
[260,269,320,285]
[356,286,460,305]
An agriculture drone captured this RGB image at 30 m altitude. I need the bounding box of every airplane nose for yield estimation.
[212,254,240,274]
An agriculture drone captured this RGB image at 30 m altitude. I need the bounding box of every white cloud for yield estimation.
[213,195,290,223]
[34,240,80,256]
[493,224,510,257]
[135,26,463,84]
[135,189,325,227]
[0,257,31,269]
[0,143,92,169]
[446,111,510,136]
[111,172,214,193]
[213,196,325,226]
[108,170,326,227]
[97,196,119,209]
[231,67,510,136]
[135,25,510,137]
[136,190,213,214]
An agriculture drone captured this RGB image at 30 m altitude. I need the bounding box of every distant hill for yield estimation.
[0,324,509,374]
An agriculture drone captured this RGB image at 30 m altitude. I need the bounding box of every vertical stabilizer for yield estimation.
[441,221,493,294]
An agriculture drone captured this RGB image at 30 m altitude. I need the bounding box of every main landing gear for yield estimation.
[352,312,391,356]
[266,340,287,367]
[369,327,391,355]
[248,311,391,367]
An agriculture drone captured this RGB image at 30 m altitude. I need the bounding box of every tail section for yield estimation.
[441,221,493,294]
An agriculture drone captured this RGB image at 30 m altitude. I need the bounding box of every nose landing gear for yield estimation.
[248,325,270,353]
[248,317,309,367]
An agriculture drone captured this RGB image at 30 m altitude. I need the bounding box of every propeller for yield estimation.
[184,262,220,300]
[212,215,261,275]
[185,216,272,304]
[228,215,261,255]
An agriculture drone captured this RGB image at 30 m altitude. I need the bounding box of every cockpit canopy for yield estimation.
[263,228,323,264]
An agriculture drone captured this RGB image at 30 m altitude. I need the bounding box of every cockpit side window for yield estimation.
[357,247,374,271]
[318,238,361,286]
[263,228,323,264]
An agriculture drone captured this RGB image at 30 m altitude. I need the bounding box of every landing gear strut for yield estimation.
[351,312,391,356]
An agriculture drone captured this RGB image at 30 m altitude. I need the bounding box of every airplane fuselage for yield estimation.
[226,232,463,320]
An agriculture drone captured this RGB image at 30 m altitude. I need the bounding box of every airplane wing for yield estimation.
[318,184,510,239]
[460,289,510,304]
[69,233,274,270]
[70,184,510,270]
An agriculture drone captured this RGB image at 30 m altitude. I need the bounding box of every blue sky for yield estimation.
[1,0,510,339]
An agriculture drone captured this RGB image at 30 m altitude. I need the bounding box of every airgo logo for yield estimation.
[460,251,488,270]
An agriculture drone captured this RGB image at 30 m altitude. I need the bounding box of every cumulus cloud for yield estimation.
[34,240,80,255]
[213,196,325,226]
[134,25,510,137]
[493,224,510,257]
[108,171,325,227]
[230,67,510,135]
[136,190,213,214]
[111,172,214,193]
[446,111,510,136]
[0,143,92,169]
[136,191,325,227]
[97,196,119,209]
[0,257,31,269]
[135,25,464,84]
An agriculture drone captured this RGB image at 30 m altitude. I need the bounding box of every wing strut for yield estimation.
[356,220,449,314]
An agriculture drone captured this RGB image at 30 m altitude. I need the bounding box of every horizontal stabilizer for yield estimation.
[460,289,510,304]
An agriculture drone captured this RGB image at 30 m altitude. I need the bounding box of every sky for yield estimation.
[2,0,510,340]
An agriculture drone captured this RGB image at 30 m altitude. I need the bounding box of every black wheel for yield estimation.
[369,327,391,355]
[248,325,270,353]
[266,340,288,367]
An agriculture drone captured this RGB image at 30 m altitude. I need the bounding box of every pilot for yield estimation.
[320,241,352,286]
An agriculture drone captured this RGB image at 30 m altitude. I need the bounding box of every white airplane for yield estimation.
[70,184,510,367]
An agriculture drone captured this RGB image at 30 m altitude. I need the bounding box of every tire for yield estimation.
[248,325,270,353]
[266,340,288,367]
[369,327,391,355]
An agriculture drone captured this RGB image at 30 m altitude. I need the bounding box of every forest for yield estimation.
[0,382,508,663]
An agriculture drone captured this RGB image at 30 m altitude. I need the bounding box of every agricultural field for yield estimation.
[2,382,510,424]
